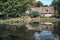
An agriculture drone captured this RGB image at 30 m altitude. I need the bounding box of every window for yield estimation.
[46,9,48,12]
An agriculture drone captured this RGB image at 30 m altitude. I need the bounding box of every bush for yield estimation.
[29,11,40,18]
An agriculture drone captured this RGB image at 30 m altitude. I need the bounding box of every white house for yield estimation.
[26,6,54,17]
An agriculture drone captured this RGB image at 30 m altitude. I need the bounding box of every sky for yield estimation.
[36,0,53,5]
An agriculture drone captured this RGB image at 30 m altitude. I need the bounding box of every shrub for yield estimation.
[29,11,40,18]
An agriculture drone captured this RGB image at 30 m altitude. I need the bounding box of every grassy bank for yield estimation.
[0,17,60,25]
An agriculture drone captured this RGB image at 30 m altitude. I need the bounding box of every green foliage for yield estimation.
[36,1,43,7]
[0,0,36,17]
[29,11,40,18]
[44,5,48,7]
[51,0,60,17]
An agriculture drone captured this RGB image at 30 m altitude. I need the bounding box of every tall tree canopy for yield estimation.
[43,5,48,7]
[51,0,60,17]
[0,0,36,17]
[35,1,43,7]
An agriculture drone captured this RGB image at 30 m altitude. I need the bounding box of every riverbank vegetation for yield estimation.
[0,17,60,25]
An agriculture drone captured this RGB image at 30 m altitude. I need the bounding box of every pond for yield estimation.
[26,21,60,40]
[33,30,59,40]
[0,21,60,40]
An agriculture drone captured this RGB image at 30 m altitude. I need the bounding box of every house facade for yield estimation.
[26,6,54,17]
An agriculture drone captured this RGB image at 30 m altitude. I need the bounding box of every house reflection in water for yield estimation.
[26,22,54,31]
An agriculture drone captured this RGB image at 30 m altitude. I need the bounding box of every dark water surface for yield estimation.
[0,21,60,40]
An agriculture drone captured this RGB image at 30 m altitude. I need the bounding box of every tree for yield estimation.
[0,0,36,18]
[51,0,60,18]
[44,5,48,7]
[35,1,43,7]
[29,11,40,18]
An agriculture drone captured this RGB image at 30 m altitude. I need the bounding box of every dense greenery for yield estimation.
[29,11,40,18]
[51,0,60,37]
[0,0,36,17]
[0,24,34,40]
[35,1,43,7]
[51,0,60,18]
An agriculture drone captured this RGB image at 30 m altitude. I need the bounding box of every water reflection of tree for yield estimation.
[53,21,60,37]
[0,24,34,40]
[30,22,40,27]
